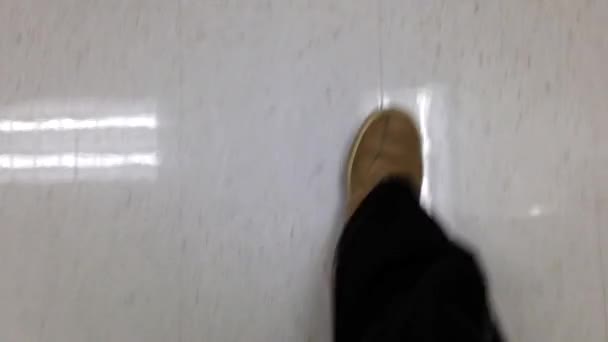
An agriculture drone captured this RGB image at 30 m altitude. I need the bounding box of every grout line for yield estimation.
[376,0,385,109]
[175,2,185,341]
[594,200,608,341]
[177,0,184,139]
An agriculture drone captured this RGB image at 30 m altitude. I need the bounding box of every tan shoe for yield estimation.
[346,108,423,217]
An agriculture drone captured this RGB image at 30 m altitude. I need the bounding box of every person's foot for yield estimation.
[346,108,423,217]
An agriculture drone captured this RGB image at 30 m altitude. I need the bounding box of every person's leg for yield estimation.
[335,177,502,341]
[334,109,502,342]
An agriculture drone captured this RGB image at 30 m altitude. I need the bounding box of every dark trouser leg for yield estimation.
[334,177,503,342]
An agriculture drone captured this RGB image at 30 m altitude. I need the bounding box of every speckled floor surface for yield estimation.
[1,1,607,341]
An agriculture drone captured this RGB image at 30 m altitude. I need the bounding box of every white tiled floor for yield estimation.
[0,0,606,341]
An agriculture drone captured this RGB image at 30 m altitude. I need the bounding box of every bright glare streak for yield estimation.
[416,89,432,208]
[379,95,391,109]
[0,153,158,169]
[0,115,157,132]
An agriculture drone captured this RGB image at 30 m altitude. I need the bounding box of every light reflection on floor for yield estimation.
[0,116,157,132]
[0,100,158,182]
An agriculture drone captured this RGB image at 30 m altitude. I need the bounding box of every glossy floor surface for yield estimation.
[1,1,607,341]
